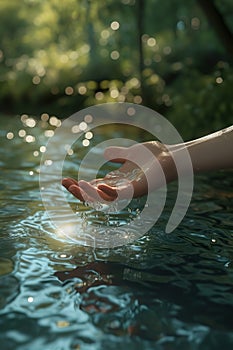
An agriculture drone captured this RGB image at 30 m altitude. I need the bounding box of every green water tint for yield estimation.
[0,115,233,349]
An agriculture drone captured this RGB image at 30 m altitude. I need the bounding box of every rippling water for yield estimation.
[0,115,233,350]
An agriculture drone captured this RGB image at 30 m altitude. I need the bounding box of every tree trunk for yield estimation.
[86,0,96,60]
[197,0,233,57]
[137,0,146,102]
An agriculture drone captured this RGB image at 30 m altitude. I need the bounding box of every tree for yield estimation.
[197,0,233,57]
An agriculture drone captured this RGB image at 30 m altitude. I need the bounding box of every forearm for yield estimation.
[185,125,233,173]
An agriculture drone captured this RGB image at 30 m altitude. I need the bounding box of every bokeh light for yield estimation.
[110,21,120,30]
[110,50,120,60]
[25,135,35,143]
[40,146,46,153]
[6,132,14,140]
[18,129,26,137]
[84,114,93,123]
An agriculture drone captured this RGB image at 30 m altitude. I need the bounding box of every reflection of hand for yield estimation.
[62,141,177,203]
[55,261,123,293]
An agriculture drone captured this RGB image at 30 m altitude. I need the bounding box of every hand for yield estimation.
[62,141,177,203]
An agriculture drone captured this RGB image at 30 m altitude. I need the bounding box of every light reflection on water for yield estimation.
[0,116,233,349]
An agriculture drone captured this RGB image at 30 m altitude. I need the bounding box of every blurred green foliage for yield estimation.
[0,0,232,138]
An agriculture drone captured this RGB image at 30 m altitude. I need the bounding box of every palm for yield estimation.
[62,142,173,203]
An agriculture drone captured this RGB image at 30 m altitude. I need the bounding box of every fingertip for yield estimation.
[69,184,85,202]
[78,179,87,186]
[62,177,69,184]
[62,177,79,189]
[62,178,72,189]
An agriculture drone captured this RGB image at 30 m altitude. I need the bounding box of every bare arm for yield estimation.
[62,125,233,202]
[184,125,233,172]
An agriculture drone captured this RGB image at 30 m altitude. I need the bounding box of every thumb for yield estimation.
[104,146,128,163]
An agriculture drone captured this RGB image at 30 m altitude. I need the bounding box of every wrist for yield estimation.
[147,141,179,184]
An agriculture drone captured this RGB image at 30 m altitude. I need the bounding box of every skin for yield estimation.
[62,125,233,203]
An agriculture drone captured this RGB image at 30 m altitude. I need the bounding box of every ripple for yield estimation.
[0,275,20,309]
[0,258,14,276]
[1,116,233,349]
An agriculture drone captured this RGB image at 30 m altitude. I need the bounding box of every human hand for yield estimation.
[62,141,177,203]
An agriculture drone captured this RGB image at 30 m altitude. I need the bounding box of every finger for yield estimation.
[69,184,108,203]
[68,184,86,202]
[62,177,79,189]
[97,184,118,198]
[104,146,128,163]
[98,190,116,202]
[99,181,135,200]
[78,180,115,202]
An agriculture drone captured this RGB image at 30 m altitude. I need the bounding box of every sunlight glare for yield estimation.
[49,116,61,127]
[78,85,87,95]
[84,114,93,123]
[41,113,49,122]
[44,130,54,137]
[85,131,93,140]
[79,122,87,131]
[82,139,90,147]
[40,146,46,153]
[111,21,120,30]
[6,132,14,140]
[101,29,110,39]
[147,37,156,47]
[110,50,120,60]
[25,118,36,128]
[19,129,26,137]
[25,135,35,143]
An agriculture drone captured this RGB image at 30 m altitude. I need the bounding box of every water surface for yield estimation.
[0,115,233,350]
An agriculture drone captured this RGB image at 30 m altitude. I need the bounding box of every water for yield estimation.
[0,115,233,349]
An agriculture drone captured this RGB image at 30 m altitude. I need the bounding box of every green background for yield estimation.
[0,0,232,139]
